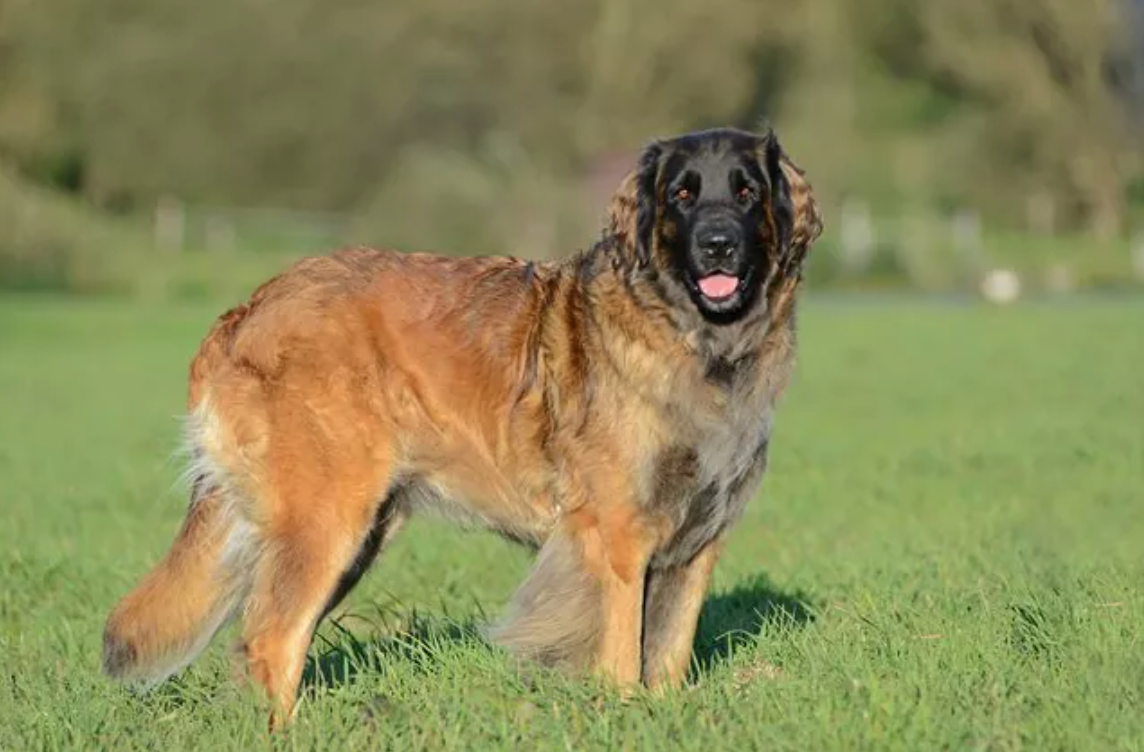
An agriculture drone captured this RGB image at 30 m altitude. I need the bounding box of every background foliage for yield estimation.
[2,0,1143,292]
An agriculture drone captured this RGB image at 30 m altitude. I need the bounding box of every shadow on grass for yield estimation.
[301,609,484,692]
[692,572,817,672]
[300,572,816,694]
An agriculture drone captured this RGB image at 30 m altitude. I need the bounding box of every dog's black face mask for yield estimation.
[634,129,794,325]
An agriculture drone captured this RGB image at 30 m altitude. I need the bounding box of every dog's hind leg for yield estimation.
[239,452,401,728]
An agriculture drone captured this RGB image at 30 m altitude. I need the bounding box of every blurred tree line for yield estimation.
[1,0,1143,254]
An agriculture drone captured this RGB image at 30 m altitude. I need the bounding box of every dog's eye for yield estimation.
[675,187,691,203]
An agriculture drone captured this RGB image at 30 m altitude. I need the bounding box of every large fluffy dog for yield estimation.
[103,127,823,722]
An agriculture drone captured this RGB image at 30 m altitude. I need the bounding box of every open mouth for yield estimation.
[696,273,741,301]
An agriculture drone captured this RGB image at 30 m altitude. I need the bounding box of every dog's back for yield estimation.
[102,247,578,706]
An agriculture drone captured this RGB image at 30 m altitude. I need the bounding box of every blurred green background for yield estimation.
[2,0,1144,297]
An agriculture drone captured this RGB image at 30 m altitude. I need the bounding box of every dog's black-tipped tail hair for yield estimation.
[102,487,255,688]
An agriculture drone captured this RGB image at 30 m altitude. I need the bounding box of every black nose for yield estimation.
[697,228,740,260]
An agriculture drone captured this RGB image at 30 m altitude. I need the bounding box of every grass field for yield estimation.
[1,293,1141,750]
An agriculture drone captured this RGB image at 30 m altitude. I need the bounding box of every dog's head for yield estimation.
[608,128,822,325]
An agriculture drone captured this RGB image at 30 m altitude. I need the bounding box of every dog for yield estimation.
[102,126,823,724]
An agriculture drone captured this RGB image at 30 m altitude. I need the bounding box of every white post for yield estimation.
[154,194,185,253]
[951,209,983,261]
[839,198,874,274]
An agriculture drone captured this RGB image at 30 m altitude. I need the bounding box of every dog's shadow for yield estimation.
[691,572,816,672]
[301,608,481,691]
[301,573,815,693]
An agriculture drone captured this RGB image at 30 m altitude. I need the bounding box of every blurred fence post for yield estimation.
[898,209,937,289]
[951,208,984,271]
[154,194,185,253]
[839,198,874,274]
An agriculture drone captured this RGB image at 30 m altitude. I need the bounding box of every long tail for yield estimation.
[102,485,257,687]
[485,528,602,670]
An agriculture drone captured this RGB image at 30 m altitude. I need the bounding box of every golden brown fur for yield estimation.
[102,127,822,725]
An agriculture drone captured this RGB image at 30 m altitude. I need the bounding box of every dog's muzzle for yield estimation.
[693,224,745,300]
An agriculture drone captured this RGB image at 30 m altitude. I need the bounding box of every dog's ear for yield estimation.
[633,143,661,268]
[607,142,662,268]
[759,130,823,272]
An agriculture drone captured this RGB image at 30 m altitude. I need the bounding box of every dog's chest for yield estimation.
[648,385,775,569]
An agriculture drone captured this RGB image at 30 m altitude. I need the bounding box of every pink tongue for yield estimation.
[698,274,739,299]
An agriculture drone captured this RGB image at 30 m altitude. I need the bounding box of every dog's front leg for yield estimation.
[568,504,659,688]
[640,538,724,690]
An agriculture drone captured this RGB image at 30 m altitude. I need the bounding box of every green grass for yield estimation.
[0,293,1141,750]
